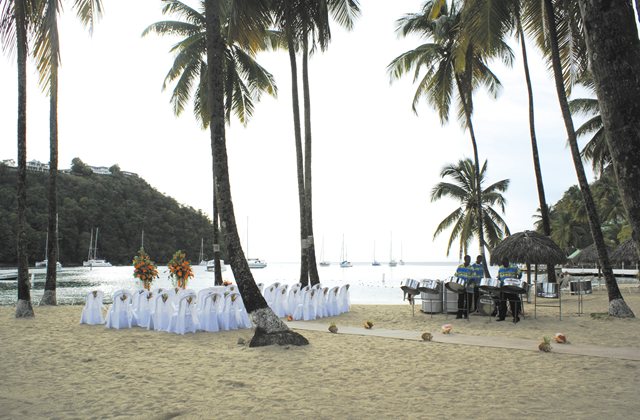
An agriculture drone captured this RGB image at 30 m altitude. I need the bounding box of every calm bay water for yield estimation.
[0,261,465,306]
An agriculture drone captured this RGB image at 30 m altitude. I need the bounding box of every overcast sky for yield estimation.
[0,0,599,264]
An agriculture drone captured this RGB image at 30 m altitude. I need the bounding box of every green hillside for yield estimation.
[0,162,215,266]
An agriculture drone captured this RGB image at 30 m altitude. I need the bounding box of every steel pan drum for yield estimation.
[502,278,527,294]
[570,280,592,295]
[478,294,496,316]
[401,278,420,294]
[479,277,500,291]
[536,282,558,298]
[418,279,441,294]
[445,276,467,293]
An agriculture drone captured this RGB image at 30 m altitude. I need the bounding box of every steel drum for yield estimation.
[536,282,558,298]
[477,294,496,316]
[502,278,527,294]
[570,280,592,295]
[401,278,420,294]
[479,277,500,291]
[418,279,441,294]
[445,276,467,293]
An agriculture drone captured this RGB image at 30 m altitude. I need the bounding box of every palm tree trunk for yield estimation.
[578,0,640,272]
[454,74,491,278]
[42,30,59,305]
[301,35,320,286]
[15,0,34,317]
[284,5,309,287]
[516,14,557,284]
[544,0,633,317]
[205,0,308,345]
[212,187,223,286]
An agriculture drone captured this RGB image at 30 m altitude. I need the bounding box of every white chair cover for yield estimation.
[167,290,199,334]
[148,291,172,331]
[338,284,351,314]
[196,287,224,319]
[263,283,278,311]
[291,286,308,320]
[80,290,105,325]
[199,292,223,332]
[317,287,330,318]
[326,286,340,317]
[105,289,133,329]
[257,283,264,295]
[230,292,253,329]
[273,284,289,317]
[132,290,153,328]
[302,288,318,321]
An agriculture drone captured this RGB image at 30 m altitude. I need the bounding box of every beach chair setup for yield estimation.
[148,291,172,331]
[80,290,105,325]
[268,283,350,321]
[105,289,133,329]
[167,290,199,334]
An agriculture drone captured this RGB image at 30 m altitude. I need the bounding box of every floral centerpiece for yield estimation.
[168,250,194,289]
[132,248,159,290]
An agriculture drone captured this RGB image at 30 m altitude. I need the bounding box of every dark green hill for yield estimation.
[0,163,215,266]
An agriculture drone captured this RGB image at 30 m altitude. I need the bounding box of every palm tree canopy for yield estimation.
[431,158,510,258]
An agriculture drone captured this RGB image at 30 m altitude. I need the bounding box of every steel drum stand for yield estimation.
[533,284,562,320]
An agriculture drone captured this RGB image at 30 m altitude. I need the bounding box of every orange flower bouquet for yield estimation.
[168,250,194,289]
[133,248,159,290]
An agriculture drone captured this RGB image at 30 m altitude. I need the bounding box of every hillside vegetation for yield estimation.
[0,163,215,266]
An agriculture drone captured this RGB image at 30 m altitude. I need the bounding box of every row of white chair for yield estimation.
[259,282,350,321]
[80,286,252,334]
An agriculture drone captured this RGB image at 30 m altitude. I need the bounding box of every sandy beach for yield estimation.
[1,288,640,419]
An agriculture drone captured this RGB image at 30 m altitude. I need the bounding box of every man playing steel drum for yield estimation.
[469,255,484,313]
[497,257,523,323]
[454,255,473,319]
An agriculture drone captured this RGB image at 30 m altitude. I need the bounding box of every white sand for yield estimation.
[1,289,639,419]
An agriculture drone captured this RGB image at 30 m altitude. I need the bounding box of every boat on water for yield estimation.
[247,258,267,269]
[206,259,227,272]
[319,237,330,266]
[36,217,62,269]
[34,260,62,269]
[340,234,352,268]
[0,270,18,281]
[372,240,380,266]
[389,232,397,267]
[198,238,207,266]
[83,228,112,267]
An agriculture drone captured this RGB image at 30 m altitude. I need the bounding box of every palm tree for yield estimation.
[578,0,640,271]
[542,0,633,317]
[144,0,278,285]
[204,0,307,346]
[431,158,510,259]
[388,0,510,277]
[271,0,360,287]
[34,0,103,306]
[1,0,35,317]
[569,94,610,177]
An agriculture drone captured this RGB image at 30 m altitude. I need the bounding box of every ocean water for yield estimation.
[0,261,464,306]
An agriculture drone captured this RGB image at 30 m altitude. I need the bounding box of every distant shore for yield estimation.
[1,290,640,418]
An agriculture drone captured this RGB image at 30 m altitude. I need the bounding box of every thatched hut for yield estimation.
[490,231,566,266]
[570,243,612,266]
[610,239,639,266]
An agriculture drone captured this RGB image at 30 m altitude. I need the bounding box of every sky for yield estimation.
[0,0,600,264]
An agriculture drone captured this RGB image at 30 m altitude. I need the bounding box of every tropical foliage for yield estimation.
[431,158,510,259]
[0,161,217,265]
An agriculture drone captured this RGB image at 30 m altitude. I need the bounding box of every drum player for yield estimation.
[469,255,484,312]
[454,255,473,319]
[497,257,523,323]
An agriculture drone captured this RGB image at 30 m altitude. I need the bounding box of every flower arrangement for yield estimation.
[363,320,374,329]
[554,333,568,344]
[441,324,453,334]
[538,336,552,352]
[223,280,233,286]
[168,250,194,289]
[132,248,159,290]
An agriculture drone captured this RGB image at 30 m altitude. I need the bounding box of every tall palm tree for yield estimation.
[204,0,308,346]
[1,0,35,317]
[542,0,633,317]
[569,93,610,177]
[34,0,103,306]
[431,158,510,259]
[271,0,360,287]
[144,0,278,285]
[578,0,640,271]
[388,0,510,277]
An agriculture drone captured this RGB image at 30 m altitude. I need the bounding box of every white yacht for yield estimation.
[83,228,112,267]
[206,259,227,272]
[247,258,267,269]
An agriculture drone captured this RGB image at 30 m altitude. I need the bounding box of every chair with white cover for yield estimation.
[263,283,278,311]
[148,291,173,331]
[302,288,318,321]
[132,290,153,328]
[199,292,223,332]
[257,283,264,294]
[273,284,289,317]
[167,290,199,334]
[291,286,308,320]
[196,287,224,319]
[326,286,340,317]
[227,292,252,329]
[317,287,330,318]
[80,290,105,325]
[105,289,133,329]
[338,284,351,314]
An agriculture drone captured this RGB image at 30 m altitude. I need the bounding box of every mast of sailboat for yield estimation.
[141,229,144,250]
[87,228,94,261]
[94,227,99,260]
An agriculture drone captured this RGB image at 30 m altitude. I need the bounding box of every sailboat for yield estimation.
[371,240,380,266]
[388,232,397,267]
[246,217,267,269]
[319,237,330,266]
[198,238,207,266]
[83,227,112,267]
[35,215,62,269]
[340,234,352,268]
[399,241,405,265]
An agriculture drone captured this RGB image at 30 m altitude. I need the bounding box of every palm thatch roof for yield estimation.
[570,243,612,264]
[490,231,566,266]
[610,239,640,263]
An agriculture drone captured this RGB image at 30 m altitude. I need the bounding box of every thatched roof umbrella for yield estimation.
[490,231,567,287]
[610,239,639,265]
[570,243,602,265]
